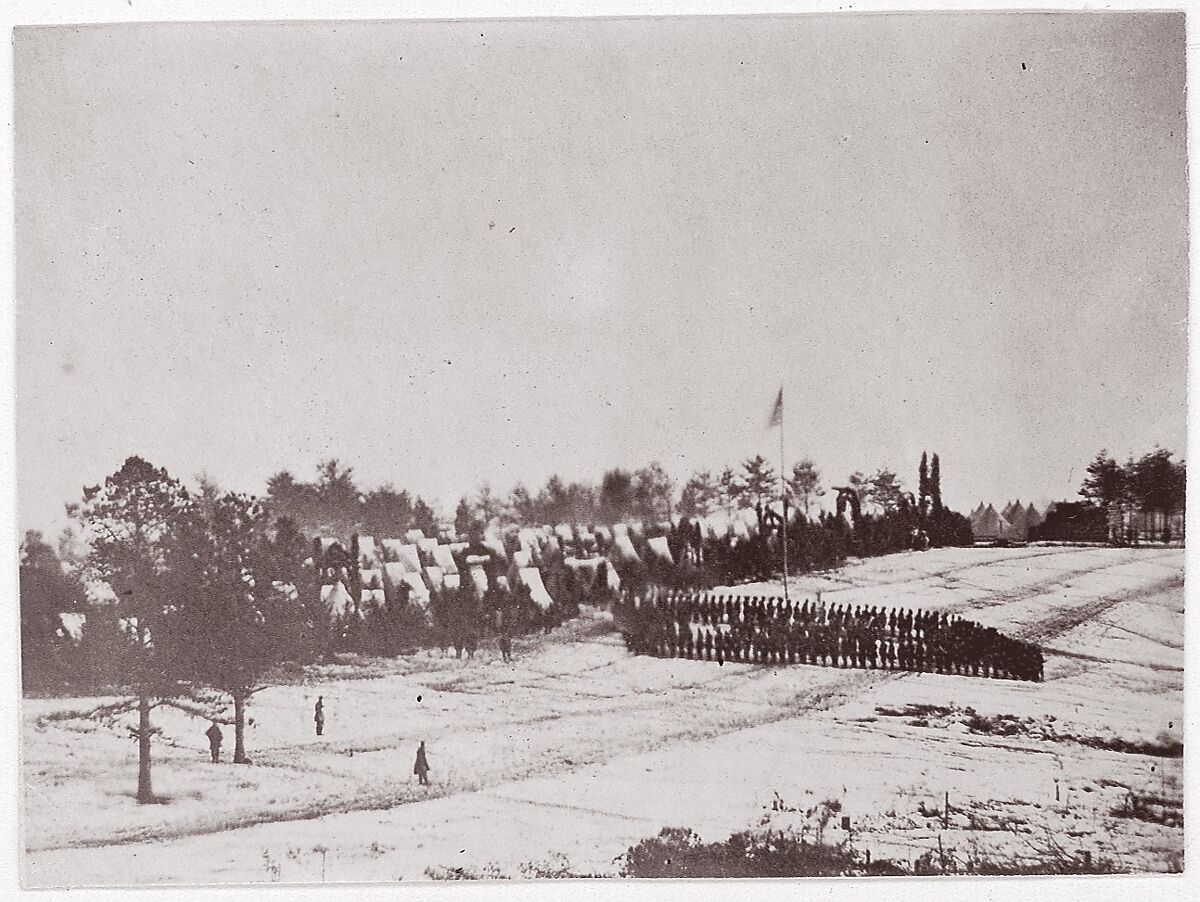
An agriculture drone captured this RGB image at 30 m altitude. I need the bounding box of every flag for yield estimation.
[766,387,783,429]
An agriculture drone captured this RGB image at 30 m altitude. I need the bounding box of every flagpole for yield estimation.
[779,388,789,603]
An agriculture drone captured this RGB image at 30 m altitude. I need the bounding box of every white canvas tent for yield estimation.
[359,568,384,590]
[468,564,489,596]
[512,548,533,569]
[402,572,431,607]
[358,536,380,569]
[613,534,641,564]
[646,535,674,565]
[405,529,427,544]
[432,544,459,574]
[517,567,554,610]
[418,537,439,554]
[383,562,409,590]
[380,538,405,562]
[971,504,1010,541]
[321,581,355,618]
[396,544,423,574]
[605,562,621,592]
[423,566,445,592]
[444,572,461,590]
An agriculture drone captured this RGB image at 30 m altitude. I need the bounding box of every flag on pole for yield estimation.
[766,387,784,429]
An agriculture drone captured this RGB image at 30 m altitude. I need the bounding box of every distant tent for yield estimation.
[423,566,445,592]
[564,556,602,592]
[972,504,1010,540]
[321,581,354,618]
[554,523,574,543]
[594,525,613,544]
[418,536,439,554]
[444,572,462,590]
[612,523,630,538]
[449,541,469,556]
[359,568,384,590]
[517,528,541,552]
[512,548,533,569]
[383,562,409,591]
[612,533,641,564]
[380,538,406,562]
[482,536,508,561]
[495,575,511,593]
[432,544,459,574]
[402,572,431,607]
[358,536,380,569]
[405,529,427,544]
[467,564,489,597]
[361,587,386,608]
[646,535,674,565]
[396,544,423,574]
[316,536,344,555]
[517,567,554,610]
[605,562,621,592]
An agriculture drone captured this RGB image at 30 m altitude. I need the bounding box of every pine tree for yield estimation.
[929,454,943,514]
[74,456,198,804]
[918,452,930,517]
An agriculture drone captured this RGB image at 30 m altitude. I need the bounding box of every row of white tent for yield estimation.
[969,501,1046,541]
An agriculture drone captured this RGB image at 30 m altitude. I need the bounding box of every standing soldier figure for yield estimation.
[414,741,431,786]
[206,721,223,764]
[314,696,325,736]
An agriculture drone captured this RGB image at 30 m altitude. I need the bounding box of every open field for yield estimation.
[22,545,1184,885]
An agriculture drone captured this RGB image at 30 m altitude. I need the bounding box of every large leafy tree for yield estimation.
[865,469,905,515]
[361,484,414,538]
[599,468,636,523]
[173,492,305,764]
[787,459,824,519]
[633,462,675,523]
[678,470,720,520]
[1080,450,1127,540]
[1127,448,1185,537]
[717,466,745,513]
[74,456,197,803]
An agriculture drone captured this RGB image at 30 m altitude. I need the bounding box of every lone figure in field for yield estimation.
[205,721,223,764]
[414,741,431,786]
[314,696,325,736]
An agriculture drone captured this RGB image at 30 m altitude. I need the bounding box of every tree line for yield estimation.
[1051,446,1186,544]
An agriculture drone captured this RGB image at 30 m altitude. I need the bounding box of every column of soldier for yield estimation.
[619,589,1044,682]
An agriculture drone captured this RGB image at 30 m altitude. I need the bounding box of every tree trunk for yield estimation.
[233,690,248,764]
[136,694,154,804]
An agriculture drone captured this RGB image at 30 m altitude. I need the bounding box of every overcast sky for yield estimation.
[15,12,1187,535]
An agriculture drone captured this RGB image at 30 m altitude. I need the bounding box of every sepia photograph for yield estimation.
[9,3,1189,890]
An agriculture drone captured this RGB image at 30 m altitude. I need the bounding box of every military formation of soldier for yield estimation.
[616,589,1044,682]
